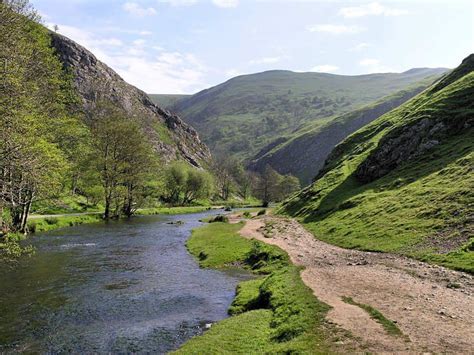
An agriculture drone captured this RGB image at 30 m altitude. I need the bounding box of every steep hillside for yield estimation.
[173,68,447,160]
[249,78,436,185]
[149,94,190,109]
[51,34,210,168]
[281,54,474,272]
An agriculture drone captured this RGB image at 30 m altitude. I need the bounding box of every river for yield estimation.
[0,211,250,353]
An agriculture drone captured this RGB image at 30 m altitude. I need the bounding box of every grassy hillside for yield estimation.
[249,78,437,185]
[280,55,474,273]
[174,68,447,160]
[148,94,190,109]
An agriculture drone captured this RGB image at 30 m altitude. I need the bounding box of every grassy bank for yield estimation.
[26,206,215,234]
[177,221,336,354]
[281,65,474,274]
[135,206,212,216]
[27,214,103,233]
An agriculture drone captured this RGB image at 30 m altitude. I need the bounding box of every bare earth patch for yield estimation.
[235,215,474,353]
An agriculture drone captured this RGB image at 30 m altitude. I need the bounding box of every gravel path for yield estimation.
[236,215,474,353]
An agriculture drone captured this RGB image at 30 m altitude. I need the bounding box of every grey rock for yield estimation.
[50,32,211,168]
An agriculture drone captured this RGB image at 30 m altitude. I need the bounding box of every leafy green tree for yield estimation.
[0,1,86,233]
[90,104,155,219]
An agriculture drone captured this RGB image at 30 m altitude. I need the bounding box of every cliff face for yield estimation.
[50,33,211,168]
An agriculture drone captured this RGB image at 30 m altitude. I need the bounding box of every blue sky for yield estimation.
[33,0,473,94]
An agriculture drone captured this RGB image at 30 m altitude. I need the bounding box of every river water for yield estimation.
[0,211,250,353]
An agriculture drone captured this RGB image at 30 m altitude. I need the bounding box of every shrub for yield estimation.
[44,217,58,225]
[209,215,229,223]
[257,209,266,216]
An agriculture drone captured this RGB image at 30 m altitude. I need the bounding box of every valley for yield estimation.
[0,0,472,354]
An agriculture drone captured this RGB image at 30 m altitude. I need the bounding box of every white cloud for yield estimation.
[249,56,282,65]
[157,0,198,6]
[358,58,394,73]
[307,24,364,34]
[139,30,153,36]
[50,23,206,94]
[133,39,146,46]
[350,42,371,51]
[311,64,339,73]
[225,68,243,78]
[123,2,157,16]
[359,58,379,66]
[212,0,239,8]
[339,2,408,18]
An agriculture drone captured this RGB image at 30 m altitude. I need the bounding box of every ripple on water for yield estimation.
[0,211,253,354]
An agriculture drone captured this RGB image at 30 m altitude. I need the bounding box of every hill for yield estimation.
[51,34,210,168]
[248,77,437,185]
[172,68,448,160]
[280,54,474,273]
[148,94,190,109]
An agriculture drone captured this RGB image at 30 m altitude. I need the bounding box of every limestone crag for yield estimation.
[50,33,210,167]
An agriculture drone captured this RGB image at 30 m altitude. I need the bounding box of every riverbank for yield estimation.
[176,219,352,353]
[26,206,221,234]
[239,215,474,353]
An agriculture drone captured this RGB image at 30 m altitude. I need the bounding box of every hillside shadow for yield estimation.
[302,131,473,223]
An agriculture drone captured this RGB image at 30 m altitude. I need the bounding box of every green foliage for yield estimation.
[135,206,211,216]
[250,79,438,185]
[180,221,333,353]
[175,68,447,161]
[27,214,102,233]
[281,57,474,273]
[208,215,229,223]
[0,1,91,234]
[163,161,214,205]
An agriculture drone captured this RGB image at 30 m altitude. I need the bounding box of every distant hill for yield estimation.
[248,77,438,185]
[149,94,190,109]
[281,54,474,273]
[172,68,448,161]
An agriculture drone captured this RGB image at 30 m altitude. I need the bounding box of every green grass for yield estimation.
[250,79,436,185]
[135,206,211,216]
[342,297,404,337]
[186,222,251,268]
[174,68,447,161]
[27,214,102,233]
[177,222,335,354]
[31,194,102,214]
[281,60,474,273]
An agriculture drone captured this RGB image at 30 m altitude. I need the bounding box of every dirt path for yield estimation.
[235,215,474,353]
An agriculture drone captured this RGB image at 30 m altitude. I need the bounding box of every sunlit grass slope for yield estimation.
[281,55,474,273]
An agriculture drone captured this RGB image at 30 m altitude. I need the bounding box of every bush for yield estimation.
[257,209,266,216]
[209,215,229,223]
[243,211,251,218]
[44,217,58,225]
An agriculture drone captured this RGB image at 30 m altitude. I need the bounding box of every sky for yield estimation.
[32,0,474,94]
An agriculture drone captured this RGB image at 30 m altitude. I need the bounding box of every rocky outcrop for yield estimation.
[50,33,210,167]
[355,55,474,183]
[355,114,473,183]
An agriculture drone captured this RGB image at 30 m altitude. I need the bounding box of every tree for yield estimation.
[163,162,213,205]
[278,174,301,200]
[91,104,155,219]
[0,1,82,233]
[255,165,282,206]
[163,161,188,204]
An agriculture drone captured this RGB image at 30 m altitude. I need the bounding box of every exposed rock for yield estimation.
[50,32,211,168]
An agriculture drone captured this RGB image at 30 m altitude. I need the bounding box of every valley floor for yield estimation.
[234,215,474,353]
